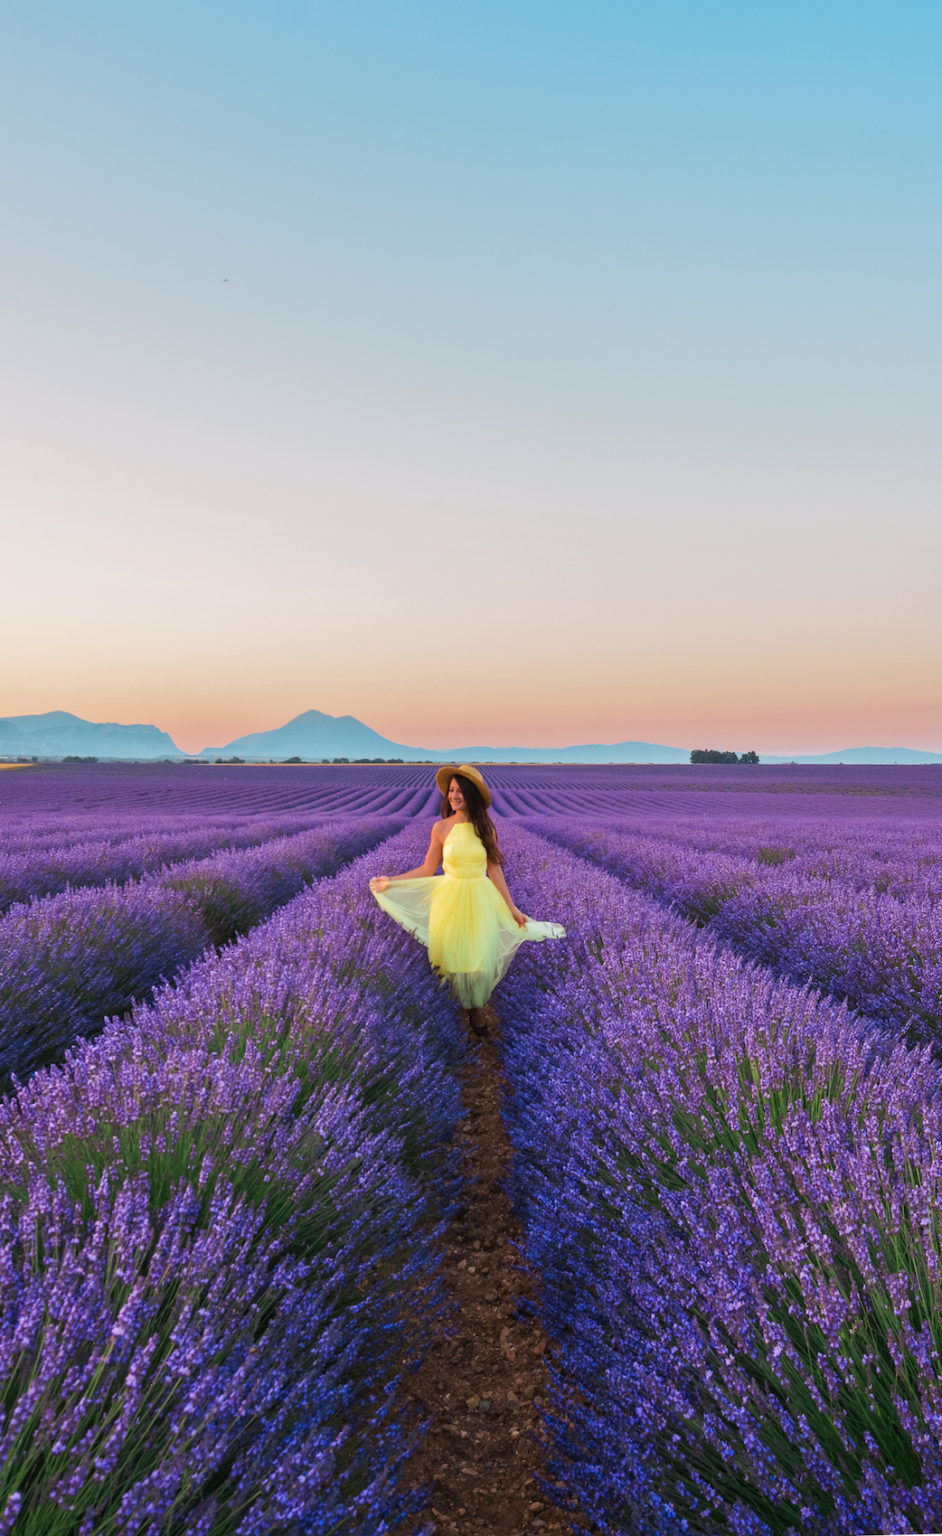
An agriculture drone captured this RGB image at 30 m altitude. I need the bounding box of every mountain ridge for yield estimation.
[2,709,942,765]
[0,711,183,761]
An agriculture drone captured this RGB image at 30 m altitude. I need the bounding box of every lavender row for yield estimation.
[522,817,758,922]
[597,814,942,903]
[0,814,336,910]
[497,825,942,1534]
[523,812,942,902]
[0,818,401,1088]
[531,818,942,1041]
[710,869,942,1044]
[0,811,288,855]
[486,764,942,821]
[0,813,325,859]
[0,781,435,849]
[8,762,942,824]
[0,824,465,1533]
[1,816,214,856]
[0,762,440,819]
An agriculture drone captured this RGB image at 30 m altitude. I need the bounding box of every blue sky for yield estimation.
[3,2,941,752]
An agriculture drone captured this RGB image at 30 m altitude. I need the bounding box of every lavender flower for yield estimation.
[0,823,466,1531]
[497,823,942,1534]
[0,819,402,1086]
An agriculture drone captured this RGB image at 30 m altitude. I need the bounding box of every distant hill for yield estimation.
[0,711,183,760]
[195,709,692,763]
[3,709,941,766]
[765,746,942,766]
[196,709,420,762]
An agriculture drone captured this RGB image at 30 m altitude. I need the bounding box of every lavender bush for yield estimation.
[0,814,336,911]
[0,823,466,1533]
[711,870,942,1044]
[497,825,942,1535]
[533,812,942,903]
[0,762,439,823]
[0,818,401,1087]
[530,818,942,1041]
[485,762,942,821]
[7,762,942,1532]
[524,818,759,922]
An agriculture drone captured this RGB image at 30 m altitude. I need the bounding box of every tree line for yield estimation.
[690,749,760,764]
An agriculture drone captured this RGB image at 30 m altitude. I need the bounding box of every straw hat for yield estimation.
[435,763,492,807]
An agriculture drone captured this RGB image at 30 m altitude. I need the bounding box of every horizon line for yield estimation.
[4,707,942,761]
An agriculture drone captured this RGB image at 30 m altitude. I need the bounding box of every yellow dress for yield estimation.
[371,820,565,1008]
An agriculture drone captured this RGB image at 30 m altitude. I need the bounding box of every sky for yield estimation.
[3,1,941,756]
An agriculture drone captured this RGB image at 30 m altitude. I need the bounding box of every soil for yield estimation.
[402,1004,590,1536]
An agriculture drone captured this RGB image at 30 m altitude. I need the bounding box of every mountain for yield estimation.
[0,718,31,757]
[765,746,942,766]
[438,741,691,764]
[195,709,691,763]
[4,709,941,766]
[196,709,418,761]
[0,711,183,759]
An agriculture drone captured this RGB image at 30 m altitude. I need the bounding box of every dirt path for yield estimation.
[403,1005,586,1536]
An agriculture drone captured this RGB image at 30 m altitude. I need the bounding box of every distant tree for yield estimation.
[282,756,303,764]
[332,757,350,764]
[690,748,760,764]
[63,755,99,763]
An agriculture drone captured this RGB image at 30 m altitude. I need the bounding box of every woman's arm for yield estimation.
[370,828,442,890]
[487,859,528,927]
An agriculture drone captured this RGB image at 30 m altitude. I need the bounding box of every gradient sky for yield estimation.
[3,1,941,755]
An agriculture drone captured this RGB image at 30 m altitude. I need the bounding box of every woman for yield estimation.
[369,764,565,1034]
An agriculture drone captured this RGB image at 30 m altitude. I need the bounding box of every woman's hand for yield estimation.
[510,905,528,929]
[372,828,443,891]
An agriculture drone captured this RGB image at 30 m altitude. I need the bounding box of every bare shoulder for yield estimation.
[433,814,462,841]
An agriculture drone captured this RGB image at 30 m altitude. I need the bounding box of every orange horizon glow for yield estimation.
[4,674,942,759]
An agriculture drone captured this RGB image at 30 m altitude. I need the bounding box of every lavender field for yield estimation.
[2,761,942,1533]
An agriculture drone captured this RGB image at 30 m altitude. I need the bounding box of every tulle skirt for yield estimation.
[371,872,565,1008]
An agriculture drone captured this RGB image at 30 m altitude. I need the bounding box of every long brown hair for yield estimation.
[440,773,504,867]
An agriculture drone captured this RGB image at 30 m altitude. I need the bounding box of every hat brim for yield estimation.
[435,764,459,796]
[435,763,492,807]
